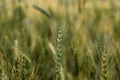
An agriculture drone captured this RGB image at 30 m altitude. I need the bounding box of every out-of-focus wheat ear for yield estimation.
[56,25,65,80]
[85,52,92,80]
[0,66,8,80]
[88,49,96,80]
[33,5,52,19]
[20,54,26,79]
[20,52,31,79]
[0,50,8,80]
[12,40,21,80]
[101,51,108,80]
[48,42,56,63]
[29,67,34,80]
[73,48,79,80]
[88,49,96,70]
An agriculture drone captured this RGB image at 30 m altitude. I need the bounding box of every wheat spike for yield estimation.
[101,52,108,80]
[29,67,34,80]
[56,26,64,80]
[73,48,79,80]
[12,40,21,80]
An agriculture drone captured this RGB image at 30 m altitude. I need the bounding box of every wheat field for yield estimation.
[0,0,120,80]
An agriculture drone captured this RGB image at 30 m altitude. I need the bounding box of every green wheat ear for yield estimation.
[84,50,95,80]
[56,25,65,80]
[13,40,31,79]
[1,68,8,80]
[73,48,79,79]
[101,52,108,80]
[33,5,52,19]
[0,60,8,80]
[12,40,21,80]
[100,34,111,80]
[29,67,34,80]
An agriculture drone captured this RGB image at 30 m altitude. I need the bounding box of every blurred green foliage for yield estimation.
[0,0,120,80]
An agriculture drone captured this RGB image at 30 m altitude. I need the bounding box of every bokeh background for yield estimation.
[0,0,120,80]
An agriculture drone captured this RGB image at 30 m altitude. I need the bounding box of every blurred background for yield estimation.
[0,0,120,80]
